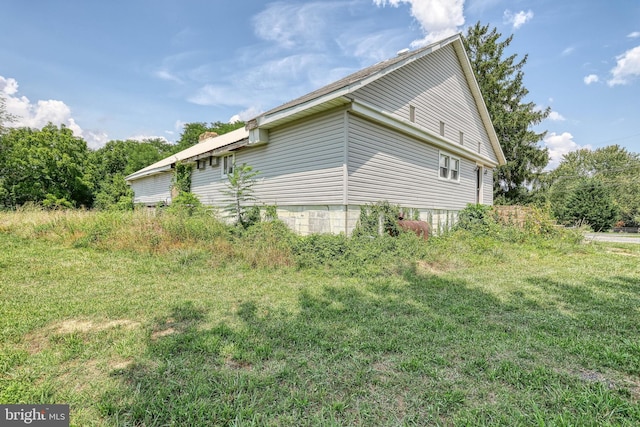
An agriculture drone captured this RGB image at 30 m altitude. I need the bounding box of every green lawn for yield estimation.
[1,212,639,426]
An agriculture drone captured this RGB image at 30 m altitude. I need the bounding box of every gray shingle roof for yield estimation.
[260,35,460,118]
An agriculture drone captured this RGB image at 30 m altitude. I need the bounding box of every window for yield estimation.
[451,158,460,180]
[439,152,460,182]
[439,154,449,178]
[222,154,234,176]
[196,159,206,170]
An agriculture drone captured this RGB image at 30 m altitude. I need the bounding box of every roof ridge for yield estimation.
[255,33,462,119]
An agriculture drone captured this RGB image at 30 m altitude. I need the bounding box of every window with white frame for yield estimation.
[222,154,234,176]
[439,152,460,182]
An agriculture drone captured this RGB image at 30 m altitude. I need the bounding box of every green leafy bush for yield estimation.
[455,204,496,233]
[353,201,402,237]
[292,232,428,277]
[166,192,204,216]
[563,178,619,231]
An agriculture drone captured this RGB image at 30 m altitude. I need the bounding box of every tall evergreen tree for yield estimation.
[463,23,550,203]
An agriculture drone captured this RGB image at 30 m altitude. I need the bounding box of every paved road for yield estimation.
[584,233,640,244]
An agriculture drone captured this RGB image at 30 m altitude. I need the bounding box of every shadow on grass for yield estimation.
[100,269,640,425]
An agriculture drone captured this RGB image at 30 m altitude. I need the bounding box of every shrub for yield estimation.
[291,231,428,277]
[236,220,296,268]
[455,204,496,233]
[353,201,402,237]
[563,178,619,232]
[42,194,74,210]
[166,192,204,216]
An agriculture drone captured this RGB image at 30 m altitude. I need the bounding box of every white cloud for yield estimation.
[337,29,409,63]
[229,106,262,123]
[154,69,184,84]
[0,76,19,95]
[0,75,109,149]
[548,111,565,121]
[584,74,599,85]
[252,2,339,50]
[189,52,330,109]
[174,120,186,132]
[83,130,109,149]
[544,132,591,170]
[561,46,575,56]
[628,31,640,38]
[608,46,640,86]
[374,0,464,47]
[503,9,534,30]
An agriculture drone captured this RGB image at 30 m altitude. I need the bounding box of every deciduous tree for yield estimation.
[222,162,260,227]
[0,123,92,207]
[174,121,245,152]
[546,145,640,227]
[88,138,175,209]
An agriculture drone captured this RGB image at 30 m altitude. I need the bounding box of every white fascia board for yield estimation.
[257,94,353,128]
[253,35,461,131]
[350,99,501,168]
[452,40,506,166]
[125,164,173,183]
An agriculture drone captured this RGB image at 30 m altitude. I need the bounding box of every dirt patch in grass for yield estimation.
[606,247,639,257]
[25,318,140,354]
[54,319,139,334]
[577,369,615,389]
[150,327,176,340]
[416,260,455,275]
[224,358,253,371]
[109,358,135,371]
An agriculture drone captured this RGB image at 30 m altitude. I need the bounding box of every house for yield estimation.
[126,33,506,235]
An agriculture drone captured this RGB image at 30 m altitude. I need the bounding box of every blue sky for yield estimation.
[1,0,639,169]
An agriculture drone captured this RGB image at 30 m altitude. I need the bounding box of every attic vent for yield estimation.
[397,48,410,56]
[198,131,218,142]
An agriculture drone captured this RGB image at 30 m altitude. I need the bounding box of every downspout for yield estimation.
[343,110,350,235]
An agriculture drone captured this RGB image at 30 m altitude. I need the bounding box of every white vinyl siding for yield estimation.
[190,109,346,207]
[483,168,494,205]
[130,172,173,205]
[347,114,475,210]
[353,44,498,163]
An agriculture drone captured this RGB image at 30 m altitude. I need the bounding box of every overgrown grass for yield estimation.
[1,208,639,425]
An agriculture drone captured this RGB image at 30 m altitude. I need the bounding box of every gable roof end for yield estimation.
[248,33,505,166]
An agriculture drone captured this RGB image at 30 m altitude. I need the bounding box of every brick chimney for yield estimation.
[198,131,218,142]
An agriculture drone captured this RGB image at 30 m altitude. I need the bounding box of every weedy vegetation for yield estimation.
[1,205,639,426]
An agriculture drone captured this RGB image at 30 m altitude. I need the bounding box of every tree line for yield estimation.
[0,23,638,231]
[0,119,244,210]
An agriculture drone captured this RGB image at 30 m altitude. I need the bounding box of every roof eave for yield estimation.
[350,99,501,168]
[181,138,250,163]
[451,38,507,166]
[250,34,465,131]
[125,163,174,183]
